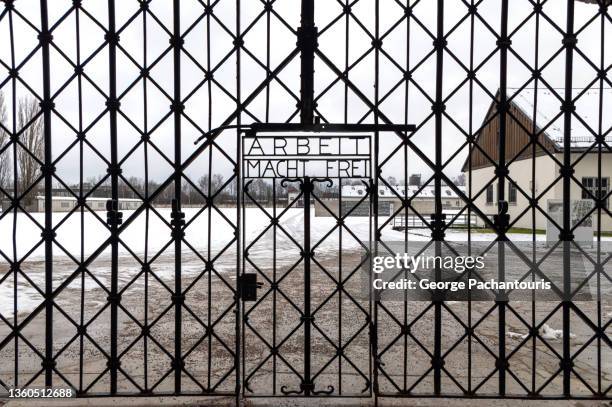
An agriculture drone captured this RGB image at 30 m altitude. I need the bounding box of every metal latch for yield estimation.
[238,273,263,301]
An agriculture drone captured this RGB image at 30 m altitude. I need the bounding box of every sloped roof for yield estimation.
[463,87,612,172]
[341,185,465,199]
[510,87,612,149]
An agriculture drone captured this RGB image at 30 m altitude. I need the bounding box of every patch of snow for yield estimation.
[540,324,576,340]
[507,331,528,340]
[0,284,43,318]
[506,324,576,341]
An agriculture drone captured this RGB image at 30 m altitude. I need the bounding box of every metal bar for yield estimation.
[250,123,415,133]
[299,0,315,124]
[235,125,242,404]
[7,2,19,389]
[75,1,86,393]
[595,0,605,396]
[106,0,119,394]
[562,0,576,396]
[39,0,53,388]
[467,1,476,395]
[530,0,542,396]
[497,0,509,396]
[432,0,445,395]
[141,2,150,394]
[172,0,183,393]
[299,0,314,395]
[303,176,312,396]
[235,0,242,403]
[373,0,381,401]
[206,1,213,387]
[240,135,247,399]
[272,179,277,395]
[402,1,410,390]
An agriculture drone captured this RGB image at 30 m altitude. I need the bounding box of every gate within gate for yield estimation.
[240,127,377,397]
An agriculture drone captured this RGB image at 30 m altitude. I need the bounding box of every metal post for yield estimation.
[172,0,183,393]
[303,176,312,396]
[562,0,576,396]
[432,0,445,395]
[40,0,54,388]
[299,0,316,124]
[235,1,242,404]
[497,0,509,396]
[298,0,315,394]
[372,0,380,396]
[106,0,119,394]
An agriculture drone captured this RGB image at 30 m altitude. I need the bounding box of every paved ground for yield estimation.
[1,395,611,406]
[0,245,609,404]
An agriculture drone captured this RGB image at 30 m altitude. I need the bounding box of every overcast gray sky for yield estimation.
[0,0,610,188]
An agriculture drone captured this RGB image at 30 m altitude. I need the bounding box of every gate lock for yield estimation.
[238,273,263,301]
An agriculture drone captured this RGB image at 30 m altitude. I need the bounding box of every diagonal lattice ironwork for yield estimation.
[0,0,609,402]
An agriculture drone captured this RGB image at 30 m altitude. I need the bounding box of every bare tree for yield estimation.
[0,92,10,191]
[198,173,226,198]
[17,97,43,205]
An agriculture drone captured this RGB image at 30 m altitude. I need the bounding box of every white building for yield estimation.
[32,196,141,212]
[315,184,464,218]
[463,88,611,232]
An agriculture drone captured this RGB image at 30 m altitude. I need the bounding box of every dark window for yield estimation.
[509,183,517,204]
[486,184,494,204]
[582,177,609,208]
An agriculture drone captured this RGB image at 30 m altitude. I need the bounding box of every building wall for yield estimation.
[467,154,612,232]
[31,198,140,212]
[555,153,612,232]
[314,197,435,218]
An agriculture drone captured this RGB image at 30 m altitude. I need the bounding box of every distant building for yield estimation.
[286,185,314,207]
[314,184,464,217]
[463,88,611,232]
[1,196,141,212]
[408,174,422,186]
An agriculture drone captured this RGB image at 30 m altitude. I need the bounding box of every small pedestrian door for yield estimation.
[240,176,373,397]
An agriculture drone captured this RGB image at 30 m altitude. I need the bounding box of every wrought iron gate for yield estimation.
[241,175,373,397]
[0,0,610,402]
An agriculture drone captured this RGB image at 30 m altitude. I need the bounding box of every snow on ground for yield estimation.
[0,207,609,317]
[507,324,576,341]
[0,207,502,261]
[1,207,608,261]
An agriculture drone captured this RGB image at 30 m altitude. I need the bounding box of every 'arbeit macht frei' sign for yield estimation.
[242,134,371,178]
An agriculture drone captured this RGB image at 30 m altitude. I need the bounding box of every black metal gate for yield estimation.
[0,0,610,402]
[241,174,373,397]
